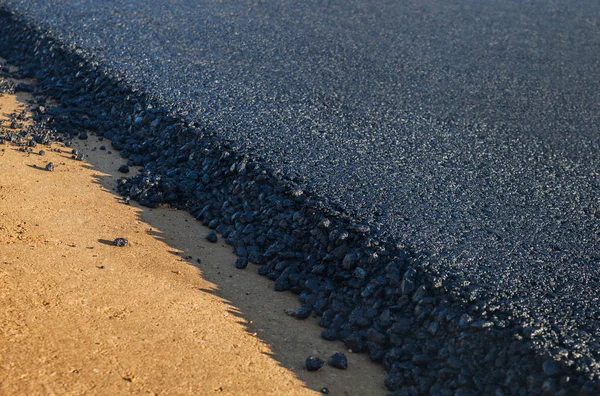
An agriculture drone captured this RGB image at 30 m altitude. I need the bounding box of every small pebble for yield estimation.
[294,304,312,320]
[100,145,106,150]
[39,149,45,156]
[205,231,218,243]
[328,352,348,370]
[235,257,248,269]
[118,164,130,173]
[113,238,128,247]
[305,356,324,371]
[45,162,54,171]
[320,388,329,394]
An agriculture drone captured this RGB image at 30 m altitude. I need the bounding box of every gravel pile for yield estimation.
[1,9,597,395]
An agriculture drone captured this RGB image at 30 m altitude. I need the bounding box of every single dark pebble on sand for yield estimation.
[205,231,218,243]
[305,356,324,371]
[45,162,54,171]
[235,257,248,269]
[328,353,348,370]
[113,237,128,247]
[39,149,45,156]
[320,388,329,394]
[78,131,88,140]
[118,164,130,173]
[100,145,106,150]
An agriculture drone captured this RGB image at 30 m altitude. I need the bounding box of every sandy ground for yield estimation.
[0,68,387,395]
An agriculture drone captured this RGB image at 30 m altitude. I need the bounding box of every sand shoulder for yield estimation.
[0,69,386,395]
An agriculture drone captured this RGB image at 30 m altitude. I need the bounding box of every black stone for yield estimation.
[295,304,312,320]
[113,237,128,247]
[328,352,348,370]
[305,356,324,372]
[321,328,338,341]
[542,360,562,377]
[235,257,248,269]
[205,231,218,243]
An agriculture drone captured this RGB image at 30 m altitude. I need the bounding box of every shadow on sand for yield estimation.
[73,136,387,396]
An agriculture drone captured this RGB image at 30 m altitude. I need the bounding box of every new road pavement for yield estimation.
[2,0,600,391]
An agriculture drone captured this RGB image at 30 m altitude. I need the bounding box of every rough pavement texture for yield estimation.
[2,0,600,394]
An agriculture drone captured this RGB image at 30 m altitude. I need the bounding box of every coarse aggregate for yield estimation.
[305,356,325,372]
[1,1,600,395]
[328,352,349,370]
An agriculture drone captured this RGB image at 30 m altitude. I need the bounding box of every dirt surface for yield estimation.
[0,73,386,394]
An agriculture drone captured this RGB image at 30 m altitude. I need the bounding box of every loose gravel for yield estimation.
[1,5,599,395]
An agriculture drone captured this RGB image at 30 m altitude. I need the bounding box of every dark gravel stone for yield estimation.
[118,164,130,173]
[385,373,403,392]
[294,304,312,320]
[543,360,562,377]
[235,257,248,269]
[113,237,128,247]
[78,131,88,140]
[328,352,348,370]
[45,162,54,171]
[343,333,366,353]
[321,328,338,341]
[15,82,34,92]
[305,356,324,372]
[235,245,248,258]
[205,231,218,243]
[247,245,262,264]
[274,276,291,291]
[320,388,329,394]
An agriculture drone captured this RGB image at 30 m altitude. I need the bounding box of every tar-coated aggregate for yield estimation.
[3,0,600,384]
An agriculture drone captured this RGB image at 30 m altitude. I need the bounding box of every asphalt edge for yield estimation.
[0,8,595,396]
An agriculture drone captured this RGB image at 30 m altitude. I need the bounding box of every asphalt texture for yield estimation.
[3,0,600,388]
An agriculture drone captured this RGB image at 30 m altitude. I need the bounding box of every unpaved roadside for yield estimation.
[0,71,387,395]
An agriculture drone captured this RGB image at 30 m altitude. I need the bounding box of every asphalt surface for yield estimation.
[3,0,600,376]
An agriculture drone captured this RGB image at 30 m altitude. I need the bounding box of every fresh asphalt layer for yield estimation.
[3,0,600,380]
